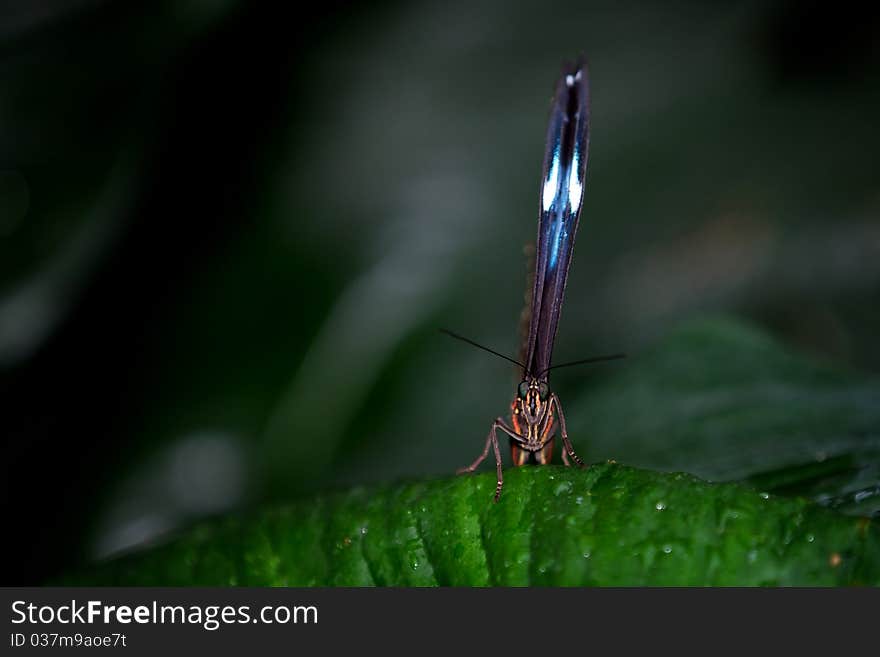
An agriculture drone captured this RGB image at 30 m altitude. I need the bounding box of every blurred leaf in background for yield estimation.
[1,0,879,584]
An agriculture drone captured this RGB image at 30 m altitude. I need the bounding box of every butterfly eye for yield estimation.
[518,381,530,399]
[538,382,549,400]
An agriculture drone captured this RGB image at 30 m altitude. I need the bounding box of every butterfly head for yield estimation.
[516,377,550,425]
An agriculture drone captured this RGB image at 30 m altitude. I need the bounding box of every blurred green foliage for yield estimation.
[572,318,880,517]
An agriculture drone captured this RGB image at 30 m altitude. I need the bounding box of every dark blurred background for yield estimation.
[2,0,879,584]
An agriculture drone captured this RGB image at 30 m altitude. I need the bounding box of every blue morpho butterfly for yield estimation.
[443,57,624,501]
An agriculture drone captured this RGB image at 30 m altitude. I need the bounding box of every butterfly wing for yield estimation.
[524,58,591,380]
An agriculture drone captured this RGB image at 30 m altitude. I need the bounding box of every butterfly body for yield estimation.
[508,378,556,466]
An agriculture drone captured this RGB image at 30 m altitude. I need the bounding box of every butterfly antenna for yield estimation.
[440,329,528,372]
[539,353,626,377]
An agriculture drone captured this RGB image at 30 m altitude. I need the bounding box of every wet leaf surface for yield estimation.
[63,464,879,586]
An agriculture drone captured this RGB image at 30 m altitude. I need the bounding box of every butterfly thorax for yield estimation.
[510,377,555,450]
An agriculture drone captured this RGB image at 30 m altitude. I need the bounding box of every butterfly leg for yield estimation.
[552,394,586,468]
[457,417,519,502]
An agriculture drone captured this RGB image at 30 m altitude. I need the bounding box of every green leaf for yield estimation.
[62,317,880,585]
[573,318,880,516]
[64,464,878,586]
